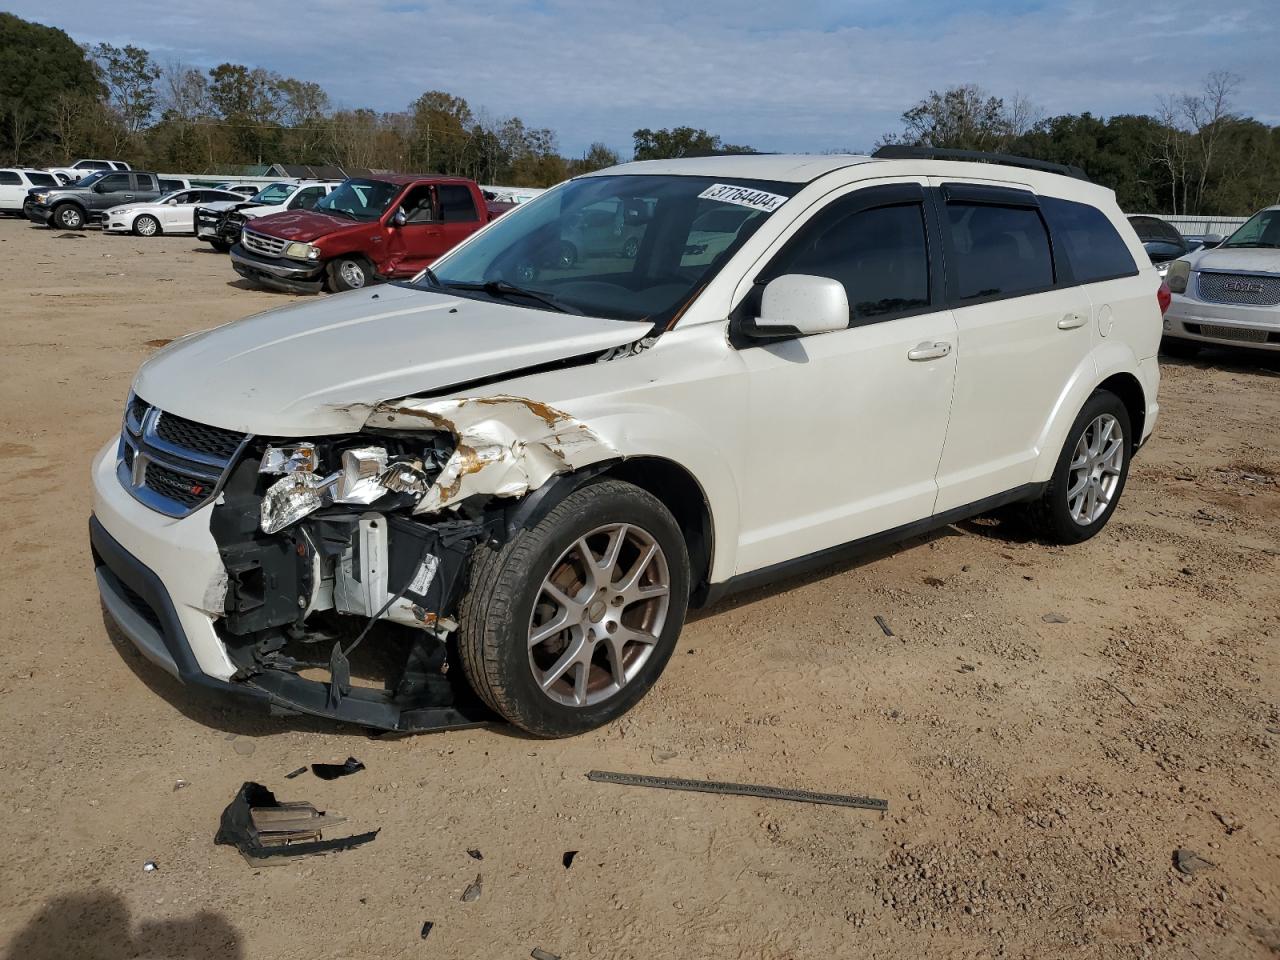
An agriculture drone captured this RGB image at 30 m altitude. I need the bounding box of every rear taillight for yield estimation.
[1157,282,1171,315]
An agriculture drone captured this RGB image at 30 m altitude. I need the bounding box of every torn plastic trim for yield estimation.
[366,395,619,515]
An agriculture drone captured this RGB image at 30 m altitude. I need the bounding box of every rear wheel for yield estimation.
[1025,390,1131,544]
[327,256,373,292]
[458,479,690,737]
[51,203,84,229]
[133,214,160,237]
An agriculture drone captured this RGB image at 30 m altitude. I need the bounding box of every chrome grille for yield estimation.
[242,229,287,258]
[117,395,250,518]
[1197,271,1280,307]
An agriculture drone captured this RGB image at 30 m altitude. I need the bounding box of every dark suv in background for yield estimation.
[24,170,165,229]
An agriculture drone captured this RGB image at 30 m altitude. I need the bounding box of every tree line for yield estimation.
[2,12,1276,211]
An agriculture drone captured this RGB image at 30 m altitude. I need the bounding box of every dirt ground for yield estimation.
[0,215,1277,960]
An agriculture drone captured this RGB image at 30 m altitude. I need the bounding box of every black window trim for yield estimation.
[730,182,943,348]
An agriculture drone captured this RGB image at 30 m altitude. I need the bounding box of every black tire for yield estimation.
[1160,337,1200,359]
[133,214,161,237]
[327,255,374,292]
[1025,390,1132,545]
[555,241,578,268]
[208,238,232,253]
[51,203,85,229]
[458,479,690,738]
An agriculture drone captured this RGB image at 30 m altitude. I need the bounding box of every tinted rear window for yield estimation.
[27,172,56,186]
[944,204,1054,301]
[1041,198,1137,282]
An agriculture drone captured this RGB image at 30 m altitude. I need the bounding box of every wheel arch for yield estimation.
[1032,349,1147,483]
[504,456,716,607]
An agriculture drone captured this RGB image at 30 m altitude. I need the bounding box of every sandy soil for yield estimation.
[0,216,1277,960]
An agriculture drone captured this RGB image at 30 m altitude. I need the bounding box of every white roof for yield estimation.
[588,154,878,183]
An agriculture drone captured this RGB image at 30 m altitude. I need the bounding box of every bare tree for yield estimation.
[1150,95,1192,214]
[1182,70,1240,214]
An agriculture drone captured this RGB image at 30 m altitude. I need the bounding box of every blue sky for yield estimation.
[9,0,1278,156]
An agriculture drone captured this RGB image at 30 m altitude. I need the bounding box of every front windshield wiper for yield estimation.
[1223,241,1279,248]
[444,280,583,315]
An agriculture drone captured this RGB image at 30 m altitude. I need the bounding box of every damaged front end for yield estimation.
[208,396,616,732]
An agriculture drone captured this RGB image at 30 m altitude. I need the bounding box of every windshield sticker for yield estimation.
[697,183,789,213]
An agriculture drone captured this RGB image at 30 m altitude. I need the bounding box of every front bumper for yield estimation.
[90,440,489,732]
[24,200,50,223]
[1165,292,1280,352]
[230,244,324,293]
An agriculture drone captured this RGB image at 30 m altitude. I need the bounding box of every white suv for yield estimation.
[90,150,1162,737]
[1163,205,1280,353]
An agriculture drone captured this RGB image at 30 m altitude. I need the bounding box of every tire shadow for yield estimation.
[3,891,243,960]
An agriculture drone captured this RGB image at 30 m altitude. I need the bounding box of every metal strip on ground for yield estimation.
[586,770,887,812]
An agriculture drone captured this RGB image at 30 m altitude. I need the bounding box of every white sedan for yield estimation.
[104,188,248,236]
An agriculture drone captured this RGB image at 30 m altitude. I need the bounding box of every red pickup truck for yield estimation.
[229,175,505,293]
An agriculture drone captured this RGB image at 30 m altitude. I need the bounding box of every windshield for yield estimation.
[250,182,295,205]
[316,178,401,221]
[27,172,56,187]
[1222,209,1280,248]
[74,171,108,189]
[421,174,799,323]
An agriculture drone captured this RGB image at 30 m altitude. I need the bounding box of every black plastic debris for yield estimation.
[285,766,308,779]
[467,848,483,861]
[461,874,482,902]
[311,757,365,780]
[419,921,434,940]
[562,850,577,869]
[874,615,894,637]
[214,781,378,866]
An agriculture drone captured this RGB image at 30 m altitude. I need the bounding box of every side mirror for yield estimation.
[742,275,849,340]
[392,207,407,227]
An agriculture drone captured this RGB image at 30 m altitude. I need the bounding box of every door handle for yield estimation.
[1058,312,1088,329]
[907,341,952,361]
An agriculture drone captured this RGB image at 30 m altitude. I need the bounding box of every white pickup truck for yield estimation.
[194,180,339,252]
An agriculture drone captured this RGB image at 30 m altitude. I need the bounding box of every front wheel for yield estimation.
[458,479,690,737]
[208,238,231,253]
[133,214,160,237]
[1025,390,1132,544]
[51,203,84,229]
[327,256,373,292]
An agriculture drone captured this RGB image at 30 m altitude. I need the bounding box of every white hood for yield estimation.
[133,284,648,436]
[1188,245,1280,274]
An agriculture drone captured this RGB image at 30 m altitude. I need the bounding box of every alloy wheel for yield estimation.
[1067,413,1124,525]
[339,260,366,288]
[527,523,671,707]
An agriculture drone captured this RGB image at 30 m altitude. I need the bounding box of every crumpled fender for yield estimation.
[364,395,619,514]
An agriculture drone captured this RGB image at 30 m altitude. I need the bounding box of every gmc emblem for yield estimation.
[1225,280,1265,294]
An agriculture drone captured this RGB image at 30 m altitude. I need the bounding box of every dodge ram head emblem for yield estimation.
[1225,279,1265,294]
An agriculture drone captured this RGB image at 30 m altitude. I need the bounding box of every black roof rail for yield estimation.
[870,145,1090,182]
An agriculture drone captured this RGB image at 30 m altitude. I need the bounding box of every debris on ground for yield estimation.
[1173,849,1214,875]
[587,770,887,812]
[1042,612,1070,624]
[531,949,560,960]
[311,757,365,780]
[461,873,483,902]
[419,921,434,940]
[142,860,158,873]
[214,782,378,866]
[874,615,895,637]
[562,850,577,869]
[285,766,307,779]
[173,779,189,792]
[467,848,483,860]
[144,338,173,348]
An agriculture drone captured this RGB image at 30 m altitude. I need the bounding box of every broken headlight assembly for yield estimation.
[258,440,442,534]
[284,241,320,261]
